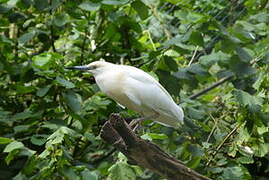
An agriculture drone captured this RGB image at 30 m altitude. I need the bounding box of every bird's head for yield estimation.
[65,61,114,76]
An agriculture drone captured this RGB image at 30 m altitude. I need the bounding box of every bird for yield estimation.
[66,61,184,128]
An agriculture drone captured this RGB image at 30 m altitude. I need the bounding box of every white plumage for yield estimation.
[67,61,184,127]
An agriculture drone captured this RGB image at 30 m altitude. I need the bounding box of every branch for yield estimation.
[100,114,211,180]
[189,75,233,100]
[49,0,56,52]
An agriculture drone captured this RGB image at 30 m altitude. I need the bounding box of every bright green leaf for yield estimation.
[108,162,136,180]
[0,137,13,144]
[4,141,24,153]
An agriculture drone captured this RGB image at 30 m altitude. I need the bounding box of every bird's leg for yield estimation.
[129,113,159,131]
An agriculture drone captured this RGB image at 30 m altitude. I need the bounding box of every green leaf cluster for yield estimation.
[0,0,269,179]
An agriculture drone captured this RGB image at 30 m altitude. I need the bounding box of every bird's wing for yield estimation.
[122,66,182,123]
[123,65,174,101]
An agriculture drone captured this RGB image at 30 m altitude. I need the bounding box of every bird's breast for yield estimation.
[94,71,142,113]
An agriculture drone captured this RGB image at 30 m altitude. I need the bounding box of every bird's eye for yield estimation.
[91,65,97,69]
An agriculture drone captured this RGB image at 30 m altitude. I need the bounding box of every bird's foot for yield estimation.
[129,117,145,128]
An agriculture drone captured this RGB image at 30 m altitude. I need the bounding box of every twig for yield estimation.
[206,114,218,143]
[206,123,241,166]
[188,46,199,66]
[189,75,233,100]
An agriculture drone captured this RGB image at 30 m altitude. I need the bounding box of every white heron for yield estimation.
[66,61,184,128]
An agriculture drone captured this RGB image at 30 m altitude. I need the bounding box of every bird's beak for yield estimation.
[65,65,90,71]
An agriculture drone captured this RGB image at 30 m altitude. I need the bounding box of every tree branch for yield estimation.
[189,74,233,100]
[100,114,211,180]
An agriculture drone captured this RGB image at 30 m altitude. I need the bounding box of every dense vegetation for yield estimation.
[0,0,269,179]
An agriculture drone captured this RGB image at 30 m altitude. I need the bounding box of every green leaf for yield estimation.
[4,141,24,153]
[131,0,149,20]
[53,13,69,27]
[235,47,252,62]
[237,156,254,164]
[222,166,244,180]
[14,84,35,94]
[5,149,19,165]
[0,137,13,144]
[63,90,82,112]
[12,110,33,121]
[156,70,180,96]
[163,56,178,72]
[189,31,204,46]
[36,85,51,97]
[18,31,36,44]
[81,169,98,180]
[32,53,53,70]
[108,162,136,180]
[174,10,206,24]
[187,64,208,76]
[14,125,30,133]
[142,133,168,140]
[199,51,230,67]
[31,135,48,146]
[34,0,49,11]
[102,0,129,5]
[55,76,75,89]
[78,1,101,11]
[233,90,263,107]
[253,143,269,157]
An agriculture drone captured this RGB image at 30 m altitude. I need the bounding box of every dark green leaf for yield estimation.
[53,13,69,27]
[55,76,75,89]
[30,135,48,146]
[131,0,149,20]
[235,47,252,62]
[63,90,82,112]
[233,90,263,107]
[36,85,51,97]
[163,55,178,72]
[189,31,204,46]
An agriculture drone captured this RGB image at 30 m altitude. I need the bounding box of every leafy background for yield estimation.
[0,0,269,179]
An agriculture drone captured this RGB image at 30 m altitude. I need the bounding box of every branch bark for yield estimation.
[100,114,211,180]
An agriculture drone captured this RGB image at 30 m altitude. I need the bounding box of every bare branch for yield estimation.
[189,75,233,100]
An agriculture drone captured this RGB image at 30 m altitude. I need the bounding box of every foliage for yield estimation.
[0,0,269,179]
